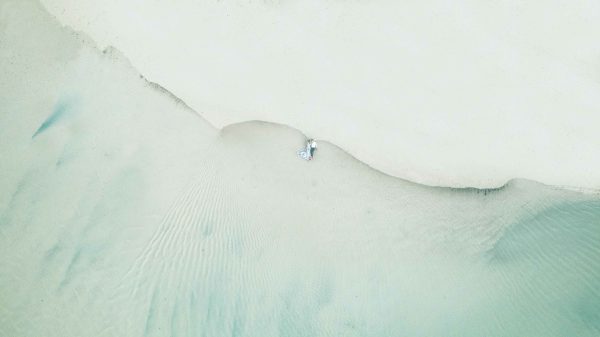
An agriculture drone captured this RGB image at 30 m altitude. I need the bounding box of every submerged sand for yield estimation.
[1,1,600,336]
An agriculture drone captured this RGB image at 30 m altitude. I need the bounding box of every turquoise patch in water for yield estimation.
[32,97,77,138]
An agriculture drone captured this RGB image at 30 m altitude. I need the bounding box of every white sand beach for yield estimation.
[1,1,600,336]
[38,0,600,189]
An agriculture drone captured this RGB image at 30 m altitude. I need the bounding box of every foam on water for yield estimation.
[1,1,599,336]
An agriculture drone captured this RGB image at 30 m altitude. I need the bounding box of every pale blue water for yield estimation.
[32,98,76,138]
[1,1,599,336]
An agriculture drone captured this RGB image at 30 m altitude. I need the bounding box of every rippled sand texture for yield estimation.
[1,1,600,336]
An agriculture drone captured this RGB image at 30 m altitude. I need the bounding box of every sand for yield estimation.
[38,0,600,189]
[1,1,600,336]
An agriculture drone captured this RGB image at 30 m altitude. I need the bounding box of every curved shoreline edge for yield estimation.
[13,0,600,193]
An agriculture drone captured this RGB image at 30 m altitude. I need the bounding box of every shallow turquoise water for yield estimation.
[1,1,600,336]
